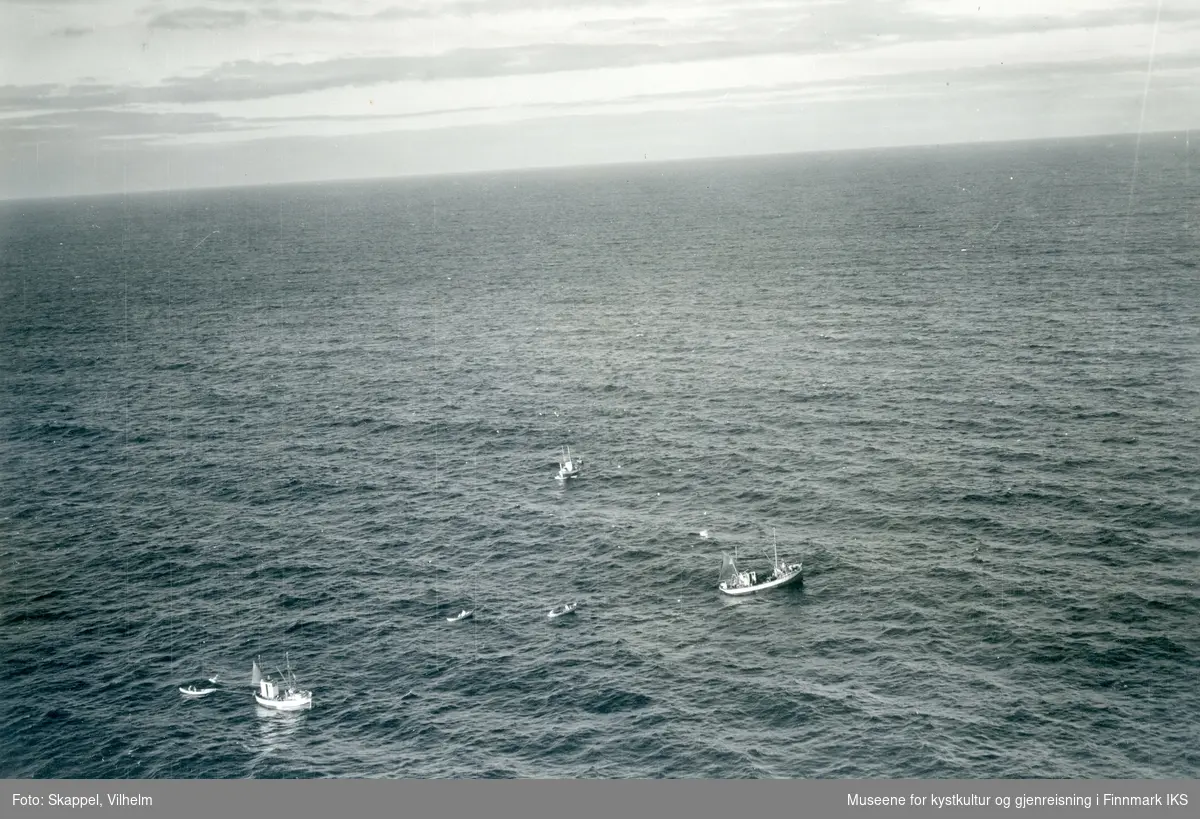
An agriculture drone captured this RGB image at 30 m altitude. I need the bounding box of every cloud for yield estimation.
[137,0,659,30]
[906,0,1144,20]
[145,4,376,29]
[3,49,1194,152]
[0,81,126,113]
[50,25,92,37]
[147,8,251,30]
[0,107,242,148]
[1,41,826,111]
[2,15,1197,119]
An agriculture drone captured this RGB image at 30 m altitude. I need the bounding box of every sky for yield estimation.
[1,0,1198,199]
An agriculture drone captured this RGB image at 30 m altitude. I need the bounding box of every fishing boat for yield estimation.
[555,446,581,481]
[179,685,216,698]
[251,655,313,711]
[717,531,802,597]
[446,608,474,622]
[547,602,578,618]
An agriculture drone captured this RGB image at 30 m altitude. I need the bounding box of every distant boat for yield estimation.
[179,685,216,698]
[717,530,802,597]
[251,655,313,711]
[555,446,581,481]
[547,602,578,618]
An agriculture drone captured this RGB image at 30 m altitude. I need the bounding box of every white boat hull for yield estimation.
[548,603,578,618]
[718,566,803,596]
[447,610,474,622]
[179,687,216,698]
[254,692,312,711]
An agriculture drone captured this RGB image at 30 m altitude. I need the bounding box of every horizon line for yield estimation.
[2,126,1192,206]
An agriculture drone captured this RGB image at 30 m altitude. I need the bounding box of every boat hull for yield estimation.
[254,692,312,711]
[179,687,216,697]
[718,569,803,596]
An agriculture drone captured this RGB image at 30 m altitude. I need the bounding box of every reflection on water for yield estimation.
[247,705,307,773]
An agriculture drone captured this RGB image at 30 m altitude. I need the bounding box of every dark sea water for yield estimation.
[2,133,1198,779]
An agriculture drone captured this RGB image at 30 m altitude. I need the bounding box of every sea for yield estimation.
[1,132,1197,779]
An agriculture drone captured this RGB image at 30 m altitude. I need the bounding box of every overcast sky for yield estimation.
[2,0,1198,198]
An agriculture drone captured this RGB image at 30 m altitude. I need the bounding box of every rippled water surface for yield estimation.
[2,134,1198,778]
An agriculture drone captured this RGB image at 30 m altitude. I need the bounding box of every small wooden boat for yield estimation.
[547,602,578,618]
[179,685,216,698]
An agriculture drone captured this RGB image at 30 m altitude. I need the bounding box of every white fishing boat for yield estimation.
[555,446,581,481]
[251,655,313,711]
[179,685,216,698]
[547,602,578,618]
[446,608,474,623]
[717,531,802,597]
